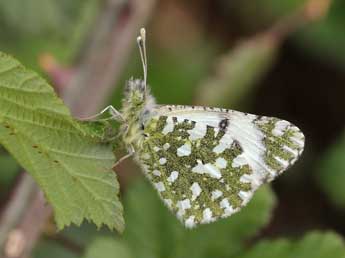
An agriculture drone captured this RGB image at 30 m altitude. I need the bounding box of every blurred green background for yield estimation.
[0,0,345,257]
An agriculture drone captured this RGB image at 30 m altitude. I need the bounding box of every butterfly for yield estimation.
[101,28,305,228]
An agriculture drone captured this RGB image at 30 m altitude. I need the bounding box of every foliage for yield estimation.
[235,232,345,258]
[106,179,276,258]
[33,240,79,258]
[0,151,20,189]
[292,0,345,67]
[0,0,91,35]
[317,133,345,208]
[80,181,345,258]
[83,237,132,258]
[0,52,124,232]
[225,0,345,67]
[0,0,99,72]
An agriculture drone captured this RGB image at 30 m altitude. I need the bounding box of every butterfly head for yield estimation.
[122,27,151,111]
[124,78,146,103]
[120,28,157,147]
[122,78,155,114]
[121,78,156,146]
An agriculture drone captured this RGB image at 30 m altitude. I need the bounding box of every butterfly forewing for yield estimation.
[138,105,304,228]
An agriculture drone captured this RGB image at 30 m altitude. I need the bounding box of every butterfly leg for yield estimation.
[113,145,135,168]
[79,105,125,122]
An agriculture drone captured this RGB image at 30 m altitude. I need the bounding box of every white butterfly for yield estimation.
[101,28,305,228]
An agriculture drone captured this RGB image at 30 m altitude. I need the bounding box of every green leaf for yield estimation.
[32,239,79,258]
[173,185,276,258]
[228,0,345,68]
[235,231,345,258]
[83,237,132,258]
[123,178,276,258]
[0,151,20,183]
[291,0,345,68]
[0,0,91,35]
[0,52,124,232]
[0,0,99,71]
[316,133,345,208]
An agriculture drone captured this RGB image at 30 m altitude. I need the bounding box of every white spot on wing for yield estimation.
[185,216,196,228]
[159,158,167,165]
[187,123,207,141]
[152,170,161,176]
[190,182,202,200]
[164,199,172,208]
[163,143,170,150]
[167,171,179,183]
[272,120,289,136]
[283,145,298,156]
[239,174,261,189]
[290,136,304,147]
[162,117,174,134]
[177,199,191,218]
[211,190,223,200]
[204,164,222,178]
[294,131,304,139]
[191,162,205,174]
[274,156,289,167]
[177,142,192,157]
[213,141,228,154]
[202,208,213,223]
[215,157,227,168]
[192,160,222,179]
[238,191,252,203]
[154,182,165,192]
[177,116,184,123]
[220,198,234,216]
[232,154,247,168]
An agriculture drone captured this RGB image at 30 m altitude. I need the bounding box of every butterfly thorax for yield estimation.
[120,79,156,149]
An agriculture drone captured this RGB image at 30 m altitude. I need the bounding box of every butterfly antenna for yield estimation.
[137,28,147,91]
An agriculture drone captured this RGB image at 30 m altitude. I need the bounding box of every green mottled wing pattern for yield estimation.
[137,106,304,227]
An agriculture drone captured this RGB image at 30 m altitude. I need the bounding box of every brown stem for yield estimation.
[63,0,157,117]
[265,0,332,42]
[0,174,36,249]
[0,0,156,257]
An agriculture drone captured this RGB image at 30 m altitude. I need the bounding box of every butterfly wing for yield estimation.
[138,105,304,228]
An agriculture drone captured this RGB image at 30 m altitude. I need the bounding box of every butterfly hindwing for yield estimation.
[138,105,304,228]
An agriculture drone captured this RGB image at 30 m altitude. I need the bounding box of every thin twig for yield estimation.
[0,0,156,257]
[0,174,36,248]
[64,0,157,117]
[195,0,332,107]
